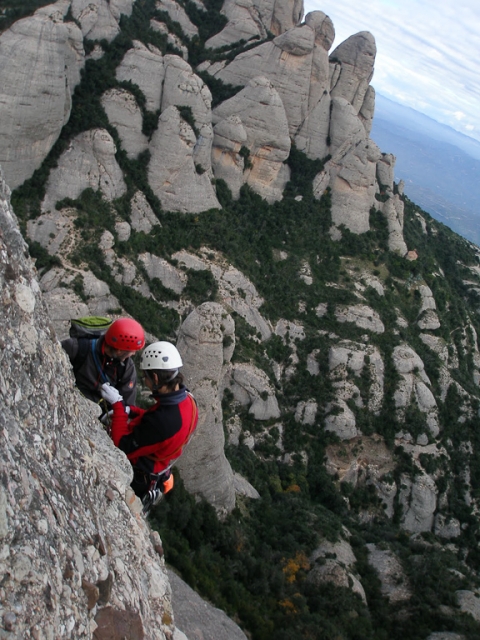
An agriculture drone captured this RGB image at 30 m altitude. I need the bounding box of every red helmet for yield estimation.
[104,318,145,351]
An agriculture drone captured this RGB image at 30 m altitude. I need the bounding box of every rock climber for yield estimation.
[100,341,198,512]
[61,317,145,408]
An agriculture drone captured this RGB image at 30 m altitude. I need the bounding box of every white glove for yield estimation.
[100,383,123,405]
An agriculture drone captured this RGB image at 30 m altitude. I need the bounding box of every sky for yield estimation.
[303,0,480,142]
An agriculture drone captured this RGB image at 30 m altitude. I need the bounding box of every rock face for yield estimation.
[168,569,249,640]
[0,1,409,257]
[212,77,291,202]
[101,89,149,159]
[148,106,220,213]
[71,0,134,42]
[0,3,84,189]
[42,129,127,212]
[0,167,175,638]
[176,302,237,514]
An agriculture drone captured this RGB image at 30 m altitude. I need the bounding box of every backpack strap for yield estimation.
[72,338,91,373]
[90,339,113,385]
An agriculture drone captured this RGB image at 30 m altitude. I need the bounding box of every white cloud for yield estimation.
[304,0,480,141]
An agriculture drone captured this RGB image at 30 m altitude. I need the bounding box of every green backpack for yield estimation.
[69,316,113,372]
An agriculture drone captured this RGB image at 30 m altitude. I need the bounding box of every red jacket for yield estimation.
[110,386,198,475]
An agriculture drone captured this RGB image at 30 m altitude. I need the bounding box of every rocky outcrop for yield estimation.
[168,569,249,639]
[172,248,272,339]
[308,539,366,603]
[116,40,165,112]
[0,167,174,637]
[367,544,410,602]
[225,362,281,420]
[71,0,134,42]
[176,302,237,514]
[205,0,304,49]
[42,129,127,212]
[101,88,149,159]
[156,0,199,39]
[329,31,376,114]
[148,106,221,213]
[0,4,84,189]
[162,55,214,174]
[335,303,385,333]
[212,76,291,202]
[392,345,440,438]
[399,473,437,533]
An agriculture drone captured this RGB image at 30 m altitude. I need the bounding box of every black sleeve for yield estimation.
[119,408,181,455]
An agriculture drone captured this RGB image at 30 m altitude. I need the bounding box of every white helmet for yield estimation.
[140,341,183,371]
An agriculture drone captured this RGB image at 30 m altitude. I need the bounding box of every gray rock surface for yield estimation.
[116,40,165,112]
[212,76,291,202]
[71,0,134,42]
[0,167,174,638]
[399,473,437,533]
[367,544,410,602]
[330,31,376,114]
[176,303,237,514]
[168,569,249,640]
[42,128,127,212]
[0,4,84,189]
[101,88,149,159]
[156,0,199,39]
[456,590,480,622]
[148,106,221,213]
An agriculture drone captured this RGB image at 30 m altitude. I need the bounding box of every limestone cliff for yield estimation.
[0,168,174,638]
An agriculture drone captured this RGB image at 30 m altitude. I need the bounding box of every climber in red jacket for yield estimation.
[100,341,198,513]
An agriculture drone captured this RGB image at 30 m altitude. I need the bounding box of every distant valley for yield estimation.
[371,94,480,246]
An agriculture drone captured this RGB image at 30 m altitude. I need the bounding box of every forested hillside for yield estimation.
[3,0,480,638]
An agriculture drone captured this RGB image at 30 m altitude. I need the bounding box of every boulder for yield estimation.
[212,116,248,199]
[324,399,358,440]
[325,125,381,235]
[139,252,187,294]
[172,249,272,340]
[456,591,480,623]
[214,27,315,136]
[176,303,236,514]
[161,55,214,173]
[0,6,84,189]
[308,539,366,603]
[205,0,268,50]
[42,129,127,212]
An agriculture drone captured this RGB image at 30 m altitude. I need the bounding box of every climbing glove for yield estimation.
[100,382,123,405]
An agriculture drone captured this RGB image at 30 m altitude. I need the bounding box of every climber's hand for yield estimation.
[100,383,123,405]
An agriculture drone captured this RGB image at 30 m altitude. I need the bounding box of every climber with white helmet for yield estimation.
[62,317,145,408]
[100,341,198,514]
